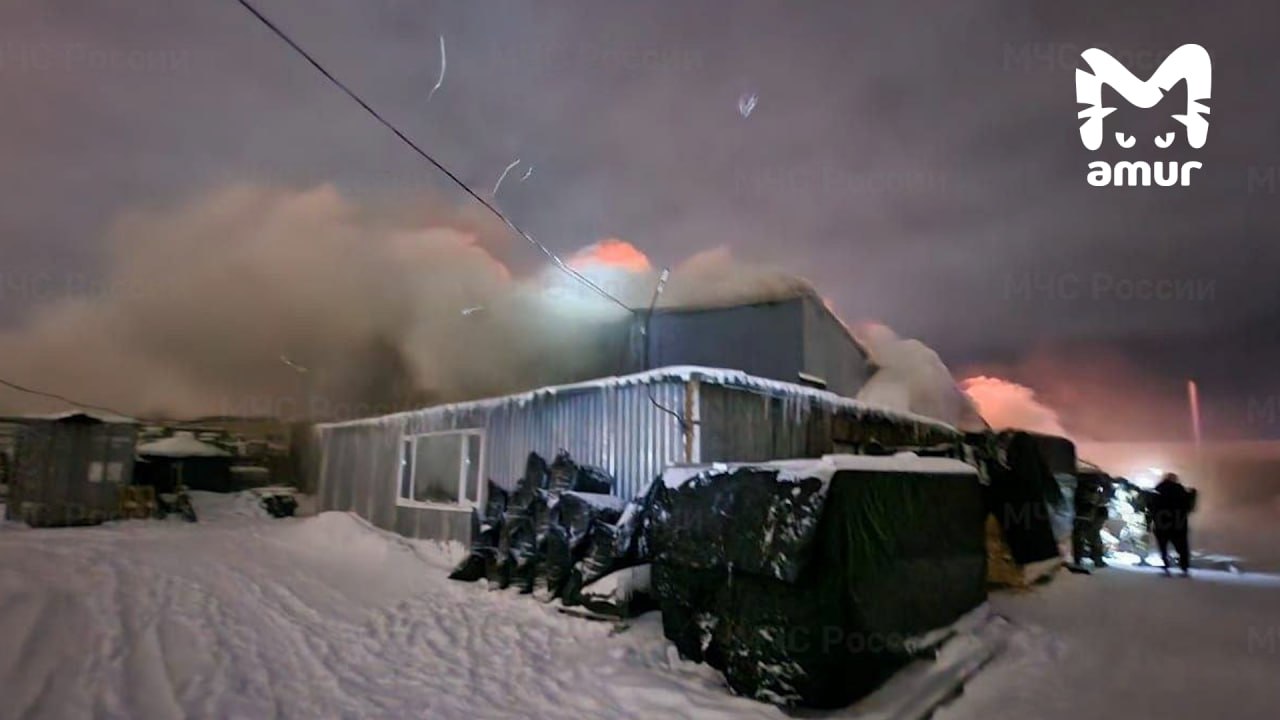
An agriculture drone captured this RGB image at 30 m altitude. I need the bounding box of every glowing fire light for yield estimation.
[1187,379,1202,445]
[567,238,653,273]
[960,375,1069,437]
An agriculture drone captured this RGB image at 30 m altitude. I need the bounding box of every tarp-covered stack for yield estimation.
[648,454,988,708]
[979,431,1066,587]
[451,450,657,615]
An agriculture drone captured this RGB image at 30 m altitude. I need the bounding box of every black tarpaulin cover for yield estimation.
[649,467,827,584]
[649,455,988,708]
[553,491,626,550]
[451,453,651,610]
[547,449,616,495]
[986,431,1063,565]
[1026,432,1077,478]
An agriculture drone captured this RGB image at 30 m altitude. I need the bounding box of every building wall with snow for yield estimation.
[2,412,138,527]
[314,367,958,544]
[634,294,874,398]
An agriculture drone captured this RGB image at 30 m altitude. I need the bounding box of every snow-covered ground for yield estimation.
[0,493,777,719]
[2,491,1278,719]
[941,567,1280,720]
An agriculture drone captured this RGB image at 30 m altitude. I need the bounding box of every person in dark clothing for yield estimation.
[1071,473,1114,571]
[1147,472,1197,576]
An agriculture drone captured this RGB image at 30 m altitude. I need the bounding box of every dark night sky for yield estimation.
[2,0,1278,439]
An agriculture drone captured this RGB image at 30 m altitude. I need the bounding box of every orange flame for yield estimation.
[567,238,653,273]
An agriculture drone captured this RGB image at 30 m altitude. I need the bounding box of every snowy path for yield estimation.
[2,492,1278,719]
[942,566,1280,720]
[0,495,776,720]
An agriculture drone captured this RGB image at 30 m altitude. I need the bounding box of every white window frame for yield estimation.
[395,429,485,511]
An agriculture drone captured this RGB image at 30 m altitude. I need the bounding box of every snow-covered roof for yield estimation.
[137,431,231,458]
[318,365,957,432]
[662,452,976,489]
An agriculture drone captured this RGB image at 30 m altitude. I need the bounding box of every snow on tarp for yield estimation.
[189,490,272,521]
[137,431,231,458]
[662,453,976,491]
[561,491,626,513]
[825,452,977,474]
[555,491,627,549]
[655,454,978,586]
[578,564,654,617]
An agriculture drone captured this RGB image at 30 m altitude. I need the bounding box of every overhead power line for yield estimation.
[235,0,633,312]
[0,3,641,425]
[0,377,137,420]
[641,267,692,430]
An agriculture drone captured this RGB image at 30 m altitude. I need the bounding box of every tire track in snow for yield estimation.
[0,512,783,720]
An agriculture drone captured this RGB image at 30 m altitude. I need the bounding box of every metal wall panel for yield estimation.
[479,379,689,500]
[638,295,874,398]
[643,300,805,383]
[5,419,137,526]
[697,382,961,465]
[315,368,960,544]
[697,384,829,463]
[800,294,874,397]
[316,377,691,543]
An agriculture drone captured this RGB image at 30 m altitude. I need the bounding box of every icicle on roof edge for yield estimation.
[317,365,958,434]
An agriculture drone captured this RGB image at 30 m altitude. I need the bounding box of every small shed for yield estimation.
[1,410,139,527]
[136,432,233,493]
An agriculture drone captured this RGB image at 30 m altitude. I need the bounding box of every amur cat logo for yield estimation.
[1076,43,1211,187]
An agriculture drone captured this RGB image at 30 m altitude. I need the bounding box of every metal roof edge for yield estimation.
[317,365,957,434]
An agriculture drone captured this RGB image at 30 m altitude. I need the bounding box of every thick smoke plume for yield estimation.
[853,323,988,432]
[0,184,1022,429]
[566,239,814,310]
[0,185,817,421]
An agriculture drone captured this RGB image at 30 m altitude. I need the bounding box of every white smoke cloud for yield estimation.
[0,185,636,419]
[853,323,988,432]
[0,183,1025,432]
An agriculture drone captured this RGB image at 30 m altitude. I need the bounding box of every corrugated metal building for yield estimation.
[2,411,139,527]
[315,367,957,544]
[631,292,874,398]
